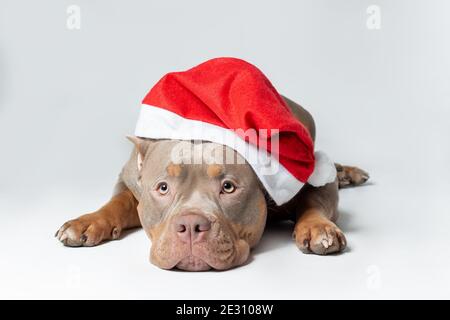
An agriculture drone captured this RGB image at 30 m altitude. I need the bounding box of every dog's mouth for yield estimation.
[175,255,212,271]
[151,237,251,272]
[148,218,252,271]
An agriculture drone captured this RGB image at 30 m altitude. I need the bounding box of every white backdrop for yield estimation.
[1,0,449,299]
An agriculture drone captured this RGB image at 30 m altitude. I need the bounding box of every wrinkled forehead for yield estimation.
[144,140,255,179]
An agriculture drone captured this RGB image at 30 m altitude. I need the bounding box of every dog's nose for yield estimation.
[174,214,211,243]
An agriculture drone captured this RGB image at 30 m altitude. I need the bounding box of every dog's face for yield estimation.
[131,138,267,271]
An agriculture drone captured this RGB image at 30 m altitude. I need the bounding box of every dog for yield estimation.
[55,59,369,271]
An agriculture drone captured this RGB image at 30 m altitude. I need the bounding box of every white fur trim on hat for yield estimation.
[307,151,337,187]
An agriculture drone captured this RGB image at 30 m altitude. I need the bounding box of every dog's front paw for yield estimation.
[293,221,346,255]
[55,214,120,247]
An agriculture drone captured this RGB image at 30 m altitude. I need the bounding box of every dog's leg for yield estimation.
[292,180,347,255]
[55,186,141,247]
[335,163,370,188]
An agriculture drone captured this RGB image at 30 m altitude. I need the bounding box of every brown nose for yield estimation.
[173,214,211,243]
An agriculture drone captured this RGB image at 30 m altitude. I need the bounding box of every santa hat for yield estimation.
[134,57,336,205]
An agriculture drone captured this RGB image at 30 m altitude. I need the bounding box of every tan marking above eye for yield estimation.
[207,164,223,178]
[166,163,183,177]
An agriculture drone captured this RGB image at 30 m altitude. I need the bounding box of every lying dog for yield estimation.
[55,58,369,271]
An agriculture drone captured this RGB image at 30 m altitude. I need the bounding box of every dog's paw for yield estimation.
[335,163,369,188]
[293,221,346,255]
[55,214,120,247]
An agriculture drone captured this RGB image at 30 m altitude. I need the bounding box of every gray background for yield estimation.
[1,0,449,298]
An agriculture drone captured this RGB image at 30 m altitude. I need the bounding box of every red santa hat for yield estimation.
[135,57,336,205]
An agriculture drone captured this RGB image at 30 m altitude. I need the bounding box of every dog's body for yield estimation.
[56,96,368,271]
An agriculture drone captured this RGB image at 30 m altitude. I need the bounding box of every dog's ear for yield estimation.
[126,136,150,157]
[126,135,153,172]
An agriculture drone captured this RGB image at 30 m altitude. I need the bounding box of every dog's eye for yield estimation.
[221,181,236,194]
[157,182,169,195]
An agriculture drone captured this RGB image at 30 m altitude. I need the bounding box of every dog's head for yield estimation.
[127,137,267,271]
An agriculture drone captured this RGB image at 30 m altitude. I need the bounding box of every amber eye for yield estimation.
[221,181,236,194]
[157,182,169,195]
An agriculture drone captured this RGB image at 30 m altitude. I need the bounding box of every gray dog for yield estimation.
[55,59,369,271]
